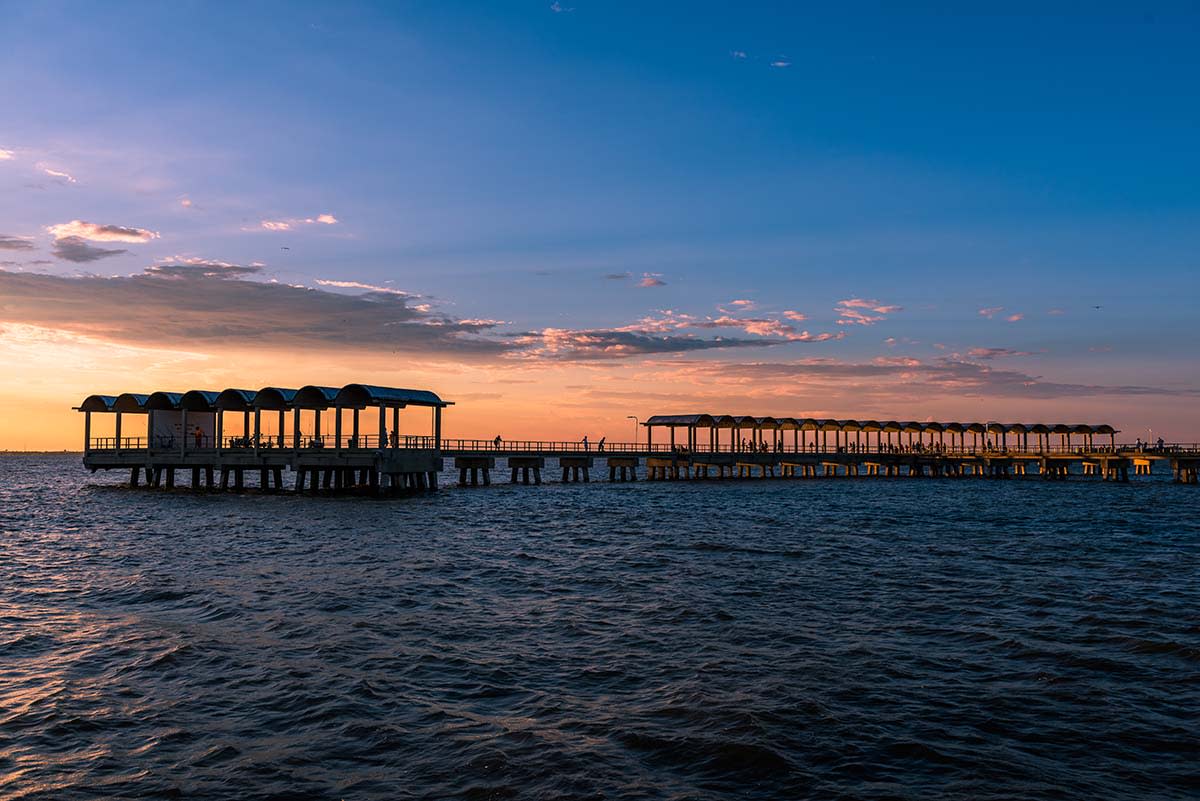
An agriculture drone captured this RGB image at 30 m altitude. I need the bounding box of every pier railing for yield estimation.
[83,436,1200,457]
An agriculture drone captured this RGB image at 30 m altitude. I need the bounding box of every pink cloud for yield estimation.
[639,273,666,287]
[783,310,806,321]
[1006,313,1024,323]
[978,306,1004,318]
[46,220,158,243]
[835,298,903,326]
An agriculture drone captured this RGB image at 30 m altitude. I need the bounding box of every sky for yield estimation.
[1,1,1198,449]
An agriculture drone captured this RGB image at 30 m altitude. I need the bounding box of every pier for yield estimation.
[77,389,1200,491]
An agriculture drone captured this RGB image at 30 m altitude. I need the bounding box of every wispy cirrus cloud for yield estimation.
[46,220,159,243]
[38,164,77,184]
[258,213,338,231]
[314,278,411,296]
[835,298,902,326]
[0,235,35,251]
[966,347,1036,360]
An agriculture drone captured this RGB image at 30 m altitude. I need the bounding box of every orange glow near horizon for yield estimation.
[1,324,1195,450]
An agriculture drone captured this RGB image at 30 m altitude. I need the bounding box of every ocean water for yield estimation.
[0,453,1196,800]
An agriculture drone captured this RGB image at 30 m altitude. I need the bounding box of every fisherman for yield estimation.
[194,426,203,449]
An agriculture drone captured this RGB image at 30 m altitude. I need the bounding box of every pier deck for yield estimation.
[76,386,1200,491]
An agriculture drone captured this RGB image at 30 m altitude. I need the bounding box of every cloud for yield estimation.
[46,220,158,243]
[603,272,632,280]
[730,50,747,59]
[0,268,510,358]
[1005,313,1024,323]
[966,347,1035,360]
[515,328,776,360]
[770,59,791,68]
[835,298,903,326]
[783,310,806,321]
[0,148,14,160]
[314,278,410,296]
[145,258,264,280]
[180,198,193,208]
[638,273,666,287]
[51,237,128,263]
[550,1,573,11]
[727,299,756,309]
[671,358,1194,401]
[1047,308,1065,316]
[258,213,339,231]
[39,164,77,183]
[0,235,35,251]
[978,306,1004,318]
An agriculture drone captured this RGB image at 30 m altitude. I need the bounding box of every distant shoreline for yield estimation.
[0,450,81,455]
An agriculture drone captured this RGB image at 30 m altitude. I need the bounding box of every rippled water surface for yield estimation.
[1,454,1197,800]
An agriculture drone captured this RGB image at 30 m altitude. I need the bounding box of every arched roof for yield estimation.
[215,389,257,411]
[712,415,738,428]
[254,387,297,410]
[644,414,716,427]
[180,390,219,412]
[113,393,151,413]
[146,392,183,411]
[335,384,450,408]
[1092,424,1117,435]
[293,385,340,408]
[754,416,780,428]
[943,422,965,433]
[858,420,882,431]
[76,395,117,412]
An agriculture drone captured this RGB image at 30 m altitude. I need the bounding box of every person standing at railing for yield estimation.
[582,435,589,452]
[598,436,605,452]
[494,435,502,449]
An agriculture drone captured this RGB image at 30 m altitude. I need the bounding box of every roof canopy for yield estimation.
[641,413,1118,434]
[78,383,451,413]
[335,384,451,409]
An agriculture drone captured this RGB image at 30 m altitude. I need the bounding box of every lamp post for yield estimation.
[627,415,639,450]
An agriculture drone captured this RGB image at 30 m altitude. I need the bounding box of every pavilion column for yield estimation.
[217,410,224,454]
[434,406,442,450]
[335,405,343,454]
[243,411,250,442]
[669,428,675,450]
[314,409,321,442]
[277,409,285,448]
[646,425,652,451]
[352,408,360,447]
[378,405,386,447]
[392,406,400,448]
[181,408,188,459]
[254,409,261,455]
[84,411,92,454]
[115,412,122,455]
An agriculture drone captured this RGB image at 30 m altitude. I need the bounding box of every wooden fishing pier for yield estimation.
[77,389,1200,492]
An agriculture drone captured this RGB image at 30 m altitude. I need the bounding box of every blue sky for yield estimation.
[2,2,1199,442]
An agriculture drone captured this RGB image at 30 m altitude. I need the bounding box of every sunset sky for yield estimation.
[2,2,1198,449]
